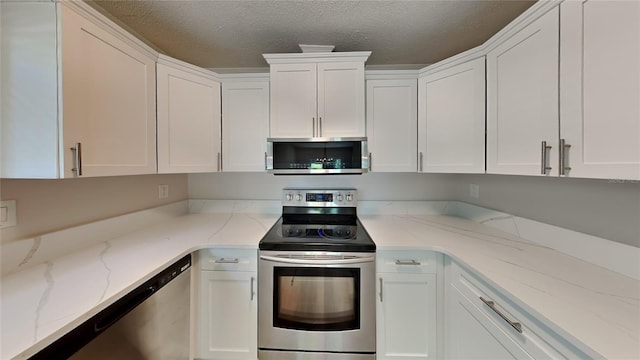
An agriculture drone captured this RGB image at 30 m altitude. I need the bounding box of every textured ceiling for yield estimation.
[92,0,536,70]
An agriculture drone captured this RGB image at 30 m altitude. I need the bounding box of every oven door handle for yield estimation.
[259,255,375,265]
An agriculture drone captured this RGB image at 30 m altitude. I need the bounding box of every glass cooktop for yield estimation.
[258,217,376,252]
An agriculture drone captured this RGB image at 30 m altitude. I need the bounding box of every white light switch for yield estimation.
[0,200,17,228]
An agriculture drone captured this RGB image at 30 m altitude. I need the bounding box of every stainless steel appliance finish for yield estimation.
[258,189,376,359]
[258,251,376,359]
[31,255,191,360]
[266,137,369,175]
[260,348,375,359]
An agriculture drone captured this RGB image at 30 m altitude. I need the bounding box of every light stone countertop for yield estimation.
[1,205,638,359]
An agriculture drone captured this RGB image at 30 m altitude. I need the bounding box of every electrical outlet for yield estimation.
[0,200,17,228]
[469,184,480,199]
[158,184,169,199]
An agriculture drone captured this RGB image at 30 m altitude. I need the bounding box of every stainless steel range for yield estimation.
[258,189,376,360]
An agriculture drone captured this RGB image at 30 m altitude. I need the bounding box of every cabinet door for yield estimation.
[269,63,316,138]
[1,2,59,178]
[446,285,532,360]
[419,58,485,173]
[377,273,437,360]
[197,271,257,360]
[486,7,559,176]
[318,62,366,138]
[60,4,156,177]
[157,63,221,173]
[366,79,417,172]
[222,79,270,172]
[560,0,640,180]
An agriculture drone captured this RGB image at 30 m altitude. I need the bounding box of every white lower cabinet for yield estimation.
[447,284,532,359]
[195,249,257,360]
[445,258,592,359]
[376,251,440,360]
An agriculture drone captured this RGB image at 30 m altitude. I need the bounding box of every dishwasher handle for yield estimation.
[94,285,157,332]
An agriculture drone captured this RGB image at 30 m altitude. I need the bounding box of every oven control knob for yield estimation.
[346,194,353,202]
[285,193,293,201]
[337,194,344,202]
[295,194,302,201]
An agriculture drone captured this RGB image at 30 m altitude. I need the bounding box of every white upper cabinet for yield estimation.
[268,63,317,138]
[157,55,221,173]
[317,62,367,138]
[560,0,640,180]
[418,57,485,173]
[486,7,559,176]
[366,75,417,172]
[264,52,370,138]
[222,76,270,172]
[1,2,157,178]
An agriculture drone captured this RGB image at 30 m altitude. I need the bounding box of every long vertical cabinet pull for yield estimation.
[250,277,255,301]
[379,277,383,302]
[217,152,221,172]
[319,117,323,137]
[264,152,268,171]
[70,143,83,176]
[419,152,424,172]
[369,153,373,172]
[540,141,552,174]
[312,117,316,137]
[559,139,571,175]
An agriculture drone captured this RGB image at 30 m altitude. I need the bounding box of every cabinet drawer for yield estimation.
[377,250,438,274]
[448,260,592,359]
[198,248,257,272]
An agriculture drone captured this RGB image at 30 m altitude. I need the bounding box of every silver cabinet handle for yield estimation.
[214,258,239,264]
[368,153,372,171]
[379,277,383,302]
[319,116,322,137]
[419,151,424,172]
[559,138,571,176]
[480,297,523,333]
[540,141,552,175]
[250,276,255,301]
[70,142,83,176]
[217,152,221,172]
[312,117,316,137]
[395,259,421,266]
[264,151,268,171]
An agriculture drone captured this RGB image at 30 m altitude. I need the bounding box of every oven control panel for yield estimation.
[282,189,357,207]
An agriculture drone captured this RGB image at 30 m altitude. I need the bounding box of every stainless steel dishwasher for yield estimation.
[30,254,191,360]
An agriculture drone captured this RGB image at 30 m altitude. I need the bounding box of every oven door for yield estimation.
[258,251,376,355]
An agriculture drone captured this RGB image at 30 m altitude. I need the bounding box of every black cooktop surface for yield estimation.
[258,217,376,252]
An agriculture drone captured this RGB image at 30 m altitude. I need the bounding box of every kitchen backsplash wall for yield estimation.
[0,174,188,244]
[190,172,640,249]
[188,172,457,200]
[3,172,636,249]
[453,174,640,248]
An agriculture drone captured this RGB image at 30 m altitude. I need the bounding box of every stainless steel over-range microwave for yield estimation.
[266,137,369,175]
